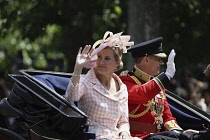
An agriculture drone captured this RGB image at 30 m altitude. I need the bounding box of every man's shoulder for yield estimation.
[119,70,133,82]
[119,70,130,76]
[119,70,142,85]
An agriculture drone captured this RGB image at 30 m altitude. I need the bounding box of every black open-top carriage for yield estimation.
[0,69,210,140]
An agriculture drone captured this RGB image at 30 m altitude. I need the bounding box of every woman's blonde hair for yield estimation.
[111,47,123,72]
[204,64,210,77]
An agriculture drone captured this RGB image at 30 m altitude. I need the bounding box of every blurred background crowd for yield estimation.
[170,63,210,114]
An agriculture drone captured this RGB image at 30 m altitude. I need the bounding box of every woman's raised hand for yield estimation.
[75,45,92,68]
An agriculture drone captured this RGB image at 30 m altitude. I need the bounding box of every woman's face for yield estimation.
[95,48,119,75]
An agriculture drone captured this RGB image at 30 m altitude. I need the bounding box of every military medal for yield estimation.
[151,93,164,130]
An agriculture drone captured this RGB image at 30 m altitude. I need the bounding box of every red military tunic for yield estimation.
[119,67,182,139]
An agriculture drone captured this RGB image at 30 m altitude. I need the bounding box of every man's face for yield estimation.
[144,55,164,76]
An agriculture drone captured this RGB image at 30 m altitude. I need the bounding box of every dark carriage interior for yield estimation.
[0,69,210,139]
[0,70,95,140]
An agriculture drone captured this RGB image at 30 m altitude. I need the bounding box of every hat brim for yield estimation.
[153,53,167,58]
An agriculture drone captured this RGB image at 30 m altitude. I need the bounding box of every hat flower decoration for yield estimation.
[85,31,134,68]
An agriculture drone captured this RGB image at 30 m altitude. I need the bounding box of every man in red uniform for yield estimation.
[120,37,183,139]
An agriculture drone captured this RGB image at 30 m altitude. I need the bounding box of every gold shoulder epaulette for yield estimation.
[120,70,129,76]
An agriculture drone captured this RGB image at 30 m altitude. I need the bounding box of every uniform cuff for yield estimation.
[153,72,171,90]
[164,120,183,131]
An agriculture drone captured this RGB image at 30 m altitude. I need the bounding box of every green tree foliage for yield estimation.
[0,0,127,75]
[160,0,210,68]
[1,0,210,77]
